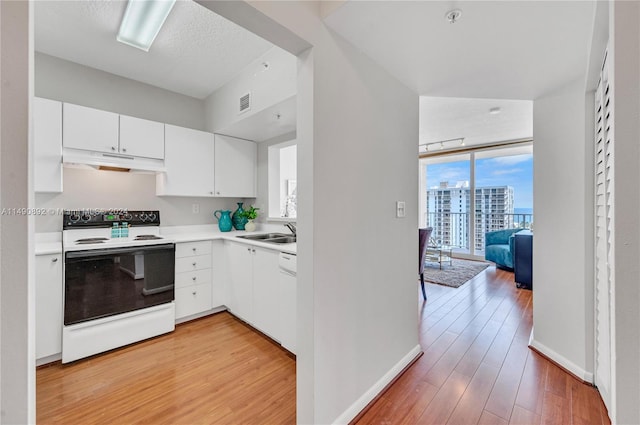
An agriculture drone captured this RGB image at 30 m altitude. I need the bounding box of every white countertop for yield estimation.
[35,232,62,255]
[36,224,297,256]
[161,224,297,254]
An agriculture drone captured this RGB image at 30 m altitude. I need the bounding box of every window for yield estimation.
[268,140,297,219]
[419,143,533,258]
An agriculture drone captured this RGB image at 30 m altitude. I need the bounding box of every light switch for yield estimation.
[396,201,406,218]
[192,203,200,214]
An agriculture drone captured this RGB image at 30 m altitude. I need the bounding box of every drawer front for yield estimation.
[175,283,213,319]
[175,269,212,289]
[175,241,212,258]
[175,254,212,273]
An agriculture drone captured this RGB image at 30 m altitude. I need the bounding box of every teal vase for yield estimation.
[232,202,248,230]
[214,210,233,232]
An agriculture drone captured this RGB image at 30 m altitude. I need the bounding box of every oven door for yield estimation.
[64,243,175,326]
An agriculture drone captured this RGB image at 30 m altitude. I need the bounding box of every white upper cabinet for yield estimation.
[63,103,165,160]
[214,134,257,197]
[63,103,119,154]
[119,115,164,159]
[34,97,63,193]
[157,124,215,197]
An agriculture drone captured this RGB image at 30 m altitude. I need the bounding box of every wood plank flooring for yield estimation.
[37,313,296,424]
[355,266,610,425]
[37,266,609,425]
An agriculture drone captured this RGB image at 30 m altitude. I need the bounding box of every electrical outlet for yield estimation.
[192,203,200,214]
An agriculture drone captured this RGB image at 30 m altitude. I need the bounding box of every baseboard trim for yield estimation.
[331,344,423,425]
[529,334,594,384]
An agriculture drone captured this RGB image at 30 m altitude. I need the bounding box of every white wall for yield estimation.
[35,53,206,131]
[610,2,640,423]
[198,2,421,423]
[531,78,593,381]
[204,46,296,134]
[35,168,247,232]
[1,1,33,422]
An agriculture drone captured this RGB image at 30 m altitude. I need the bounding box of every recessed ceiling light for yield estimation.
[117,0,176,52]
[445,9,462,24]
[489,107,501,115]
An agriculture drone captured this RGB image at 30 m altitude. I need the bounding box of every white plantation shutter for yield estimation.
[594,49,614,414]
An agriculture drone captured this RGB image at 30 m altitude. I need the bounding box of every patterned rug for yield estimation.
[423,258,490,288]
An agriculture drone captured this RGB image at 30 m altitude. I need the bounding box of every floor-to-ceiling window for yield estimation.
[420,142,533,259]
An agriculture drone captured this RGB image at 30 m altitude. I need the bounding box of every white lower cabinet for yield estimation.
[174,241,213,320]
[227,241,281,341]
[36,253,63,360]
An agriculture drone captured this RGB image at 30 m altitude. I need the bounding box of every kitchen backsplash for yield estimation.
[35,167,252,232]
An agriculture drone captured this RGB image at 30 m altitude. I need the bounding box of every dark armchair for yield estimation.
[419,227,433,300]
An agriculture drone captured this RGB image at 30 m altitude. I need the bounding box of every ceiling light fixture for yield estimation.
[445,9,462,24]
[117,0,176,52]
[489,107,501,115]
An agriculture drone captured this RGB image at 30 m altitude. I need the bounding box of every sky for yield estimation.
[426,154,533,209]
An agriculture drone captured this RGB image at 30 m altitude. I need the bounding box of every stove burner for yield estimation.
[75,238,108,244]
[135,235,163,241]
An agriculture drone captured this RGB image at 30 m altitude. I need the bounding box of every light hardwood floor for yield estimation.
[37,313,296,424]
[37,266,608,425]
[355,266,610,425]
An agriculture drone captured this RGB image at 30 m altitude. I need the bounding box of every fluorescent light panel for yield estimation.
[117,0,176,52]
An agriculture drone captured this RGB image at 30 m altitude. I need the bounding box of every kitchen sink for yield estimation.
[236,233,291,240]
[263,236,296,244]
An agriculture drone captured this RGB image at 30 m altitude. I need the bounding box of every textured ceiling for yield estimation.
[420,97,532,147]
[35,0,274,99]
[324,1,595,100]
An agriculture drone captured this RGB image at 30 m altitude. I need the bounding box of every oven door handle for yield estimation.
[65,243,175,259]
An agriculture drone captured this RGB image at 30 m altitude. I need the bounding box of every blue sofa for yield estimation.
[485,228,525,270]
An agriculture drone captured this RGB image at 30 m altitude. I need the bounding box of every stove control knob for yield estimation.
[69,214,80,223]
[81,214,91,222]
[140,213,148,222]
[149,213,157,221]
[123,213,133,221]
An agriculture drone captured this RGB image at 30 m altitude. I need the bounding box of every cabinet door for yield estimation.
[119,115,164,159]
[279,270,297,354]
[211,240,229,308]
[252,247,281,340]
[214,134,256,197]
[36,254,62,359]
[63,103,119,153]
[226,242,254,323]
[34,97,63,193]
[157,124,215,197]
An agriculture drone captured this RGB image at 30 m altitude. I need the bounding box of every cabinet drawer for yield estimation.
[175,254,212,273]
[175,283,213,319]
[176,241,212,258]
[175,269,211,289]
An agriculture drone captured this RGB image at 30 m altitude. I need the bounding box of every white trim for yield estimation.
[529,335,594,383]
[331,344,422,425]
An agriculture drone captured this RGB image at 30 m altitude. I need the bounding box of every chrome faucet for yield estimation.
[284,222,296,236]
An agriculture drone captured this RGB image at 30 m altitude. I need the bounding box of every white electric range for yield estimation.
[62,210,176,363]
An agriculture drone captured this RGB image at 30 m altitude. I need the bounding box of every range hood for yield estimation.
[63,148,166,173]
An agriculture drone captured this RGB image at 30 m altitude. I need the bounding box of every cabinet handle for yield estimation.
[192,277,196,281]
[252,249,256,253]
[111,146,116,151]
[192,262,197,267]
[122,148,127,153]
[192,248,197,252]
[216,191,220,195]
[247,248,251,252]
[192,291,197,296]
[209,191,213,195]
[52,257,58,262]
